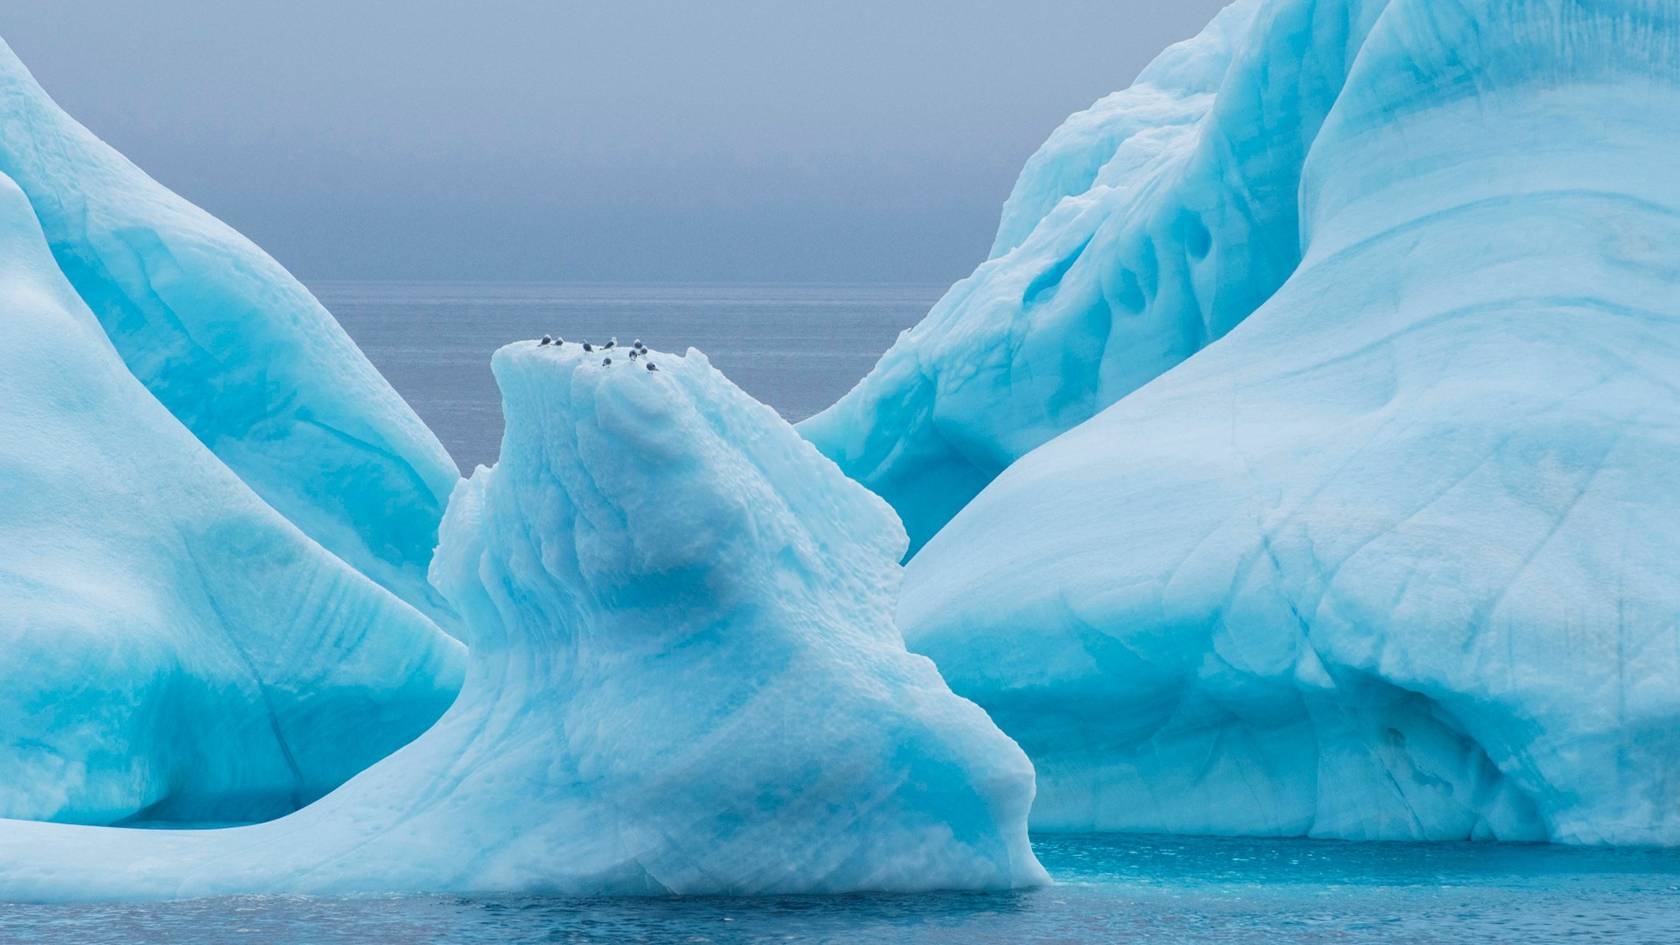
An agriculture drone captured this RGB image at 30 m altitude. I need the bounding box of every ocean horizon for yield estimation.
[318,280,945,471]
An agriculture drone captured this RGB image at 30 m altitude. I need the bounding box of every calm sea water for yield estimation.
[4,835,1678,944]
[317,281,943,470]
[36,283,1663,943]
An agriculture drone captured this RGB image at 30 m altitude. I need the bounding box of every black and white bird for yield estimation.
[583,342,594,352]
[539,335,552,346]
[554,336,565,347]
[602,357,613,366]
[645,362,658,372]
[632,339,644,350]
[628,349,639,360]
[605,337,618,350]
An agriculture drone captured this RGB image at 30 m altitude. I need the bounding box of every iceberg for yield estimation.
[803,0,1369,553]
[900,0,1680,843]
[0,342,1044,900]
[0,38,459,616]
[0,169,463,826]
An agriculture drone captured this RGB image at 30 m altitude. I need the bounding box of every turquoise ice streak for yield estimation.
[2,836,1676,943]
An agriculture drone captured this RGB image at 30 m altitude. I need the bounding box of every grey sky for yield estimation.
[0,1,1228,283]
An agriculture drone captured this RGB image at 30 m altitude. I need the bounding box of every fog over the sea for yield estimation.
[0,1,1228,283]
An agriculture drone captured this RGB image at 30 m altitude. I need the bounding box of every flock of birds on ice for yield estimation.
[537,335,658,371]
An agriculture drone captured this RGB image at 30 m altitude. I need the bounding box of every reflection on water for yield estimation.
[5,835,1678,944]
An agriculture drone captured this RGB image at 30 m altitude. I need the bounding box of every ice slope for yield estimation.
[0,341,1044,900]
[0,38,459,616]
[0,170,463,826]
[901,0,1680,843]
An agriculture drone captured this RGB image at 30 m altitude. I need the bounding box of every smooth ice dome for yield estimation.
[0,342,1044,900]
[0,168,462,827]
[900,0,1680,843]
[0,37,459,617]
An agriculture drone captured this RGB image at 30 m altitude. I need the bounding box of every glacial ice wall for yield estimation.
[901,0,1680,843]
[0,38,459,617]
[0,169,463,827]
[0,342,1044,900]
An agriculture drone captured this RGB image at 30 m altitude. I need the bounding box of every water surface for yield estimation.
[318,281,941,470]
[5,835,1675,944]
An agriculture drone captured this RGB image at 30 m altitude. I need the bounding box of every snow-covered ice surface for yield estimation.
[901,0,1680,843]
[0,38,459,617]
[0,169,463,827]
[0,342,1044,900]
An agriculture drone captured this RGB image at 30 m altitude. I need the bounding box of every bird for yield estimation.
[539,335,552,346]
[632,338,643,349]
[583,342,594,352]
[646,362,658,372]
[554,336,565,347]
[628,349,639,360]
[605,337,618,350]
[602,357,613,366]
